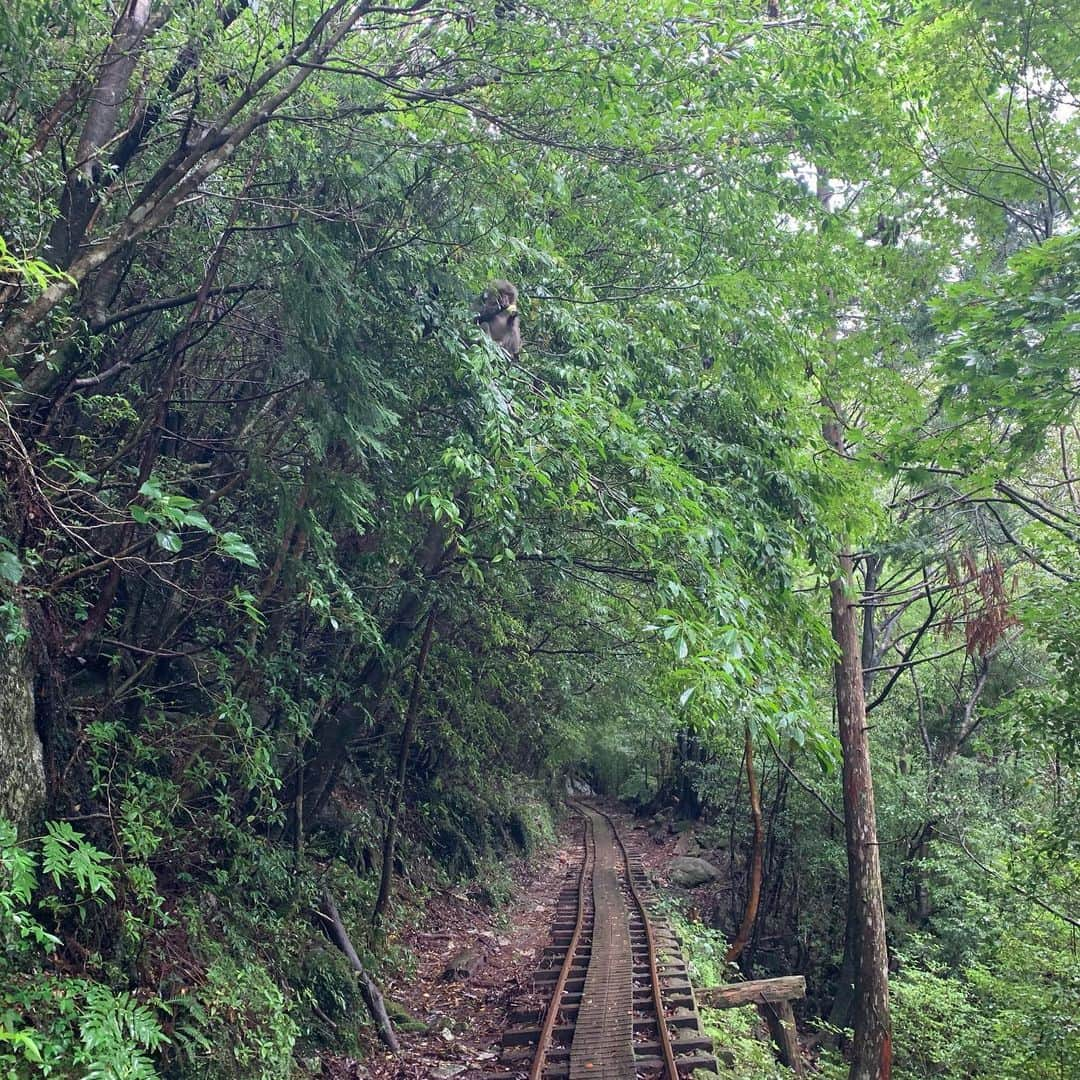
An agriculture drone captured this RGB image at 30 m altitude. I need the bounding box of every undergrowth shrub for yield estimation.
[889,956,977,1077]
[295,946,363,1032]
[662,899,788,1080]
[507,792,556,855]
[171,957,297,1080]
[1,761,561,1078]
[0,819,169,1079]
[699,1007,789,1080]
[0,976,168,1079]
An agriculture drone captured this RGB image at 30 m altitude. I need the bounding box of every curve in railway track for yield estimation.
[500,801,717,1078]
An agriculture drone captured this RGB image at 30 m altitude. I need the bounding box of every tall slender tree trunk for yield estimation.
[830,551,892,1080]
[726,724,764,965]
[373,606,436,927]
[817,163,891,1074]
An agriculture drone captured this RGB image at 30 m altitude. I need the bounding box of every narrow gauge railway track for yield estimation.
[500,802,716,1078]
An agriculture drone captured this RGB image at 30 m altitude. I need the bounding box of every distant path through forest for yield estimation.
[499,802,716,1077]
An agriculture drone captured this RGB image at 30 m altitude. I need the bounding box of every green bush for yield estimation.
[890,960,977,1077]
[171,958,297,1080]
[699,1007,789,1080]
[0,974,168,1080]
[296,946,363,1031]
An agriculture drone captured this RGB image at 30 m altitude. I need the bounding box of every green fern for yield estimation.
[0,818,61,950]
[77,985,167,1080]
[41,822,116,899]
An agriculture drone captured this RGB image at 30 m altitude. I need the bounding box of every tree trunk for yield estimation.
[319,889,400,1052]
[830,551,892,1080]
[827,875,859,1031]
[2,0,372,367]
[373,606,436,926]
[303,518,452,816]
[912,828,932,923]
[859,554,881,694]
[47,0,158,267]
[674,728,702,818]
[726,724,764,965]
[816,216,892,1072]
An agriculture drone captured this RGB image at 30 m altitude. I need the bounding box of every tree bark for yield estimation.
[372,606,436,926]
[859,554,881,693]
[726,724,764,965]
[319,889,400,1051]
[47,0,160,267]
[830,551,892,1080]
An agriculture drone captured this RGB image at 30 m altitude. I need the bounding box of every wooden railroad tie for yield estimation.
[506,802,718,1078]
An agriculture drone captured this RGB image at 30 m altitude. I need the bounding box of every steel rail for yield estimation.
[594,803,680,1080]
[529,803,594,1080]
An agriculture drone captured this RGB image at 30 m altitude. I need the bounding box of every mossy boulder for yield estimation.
[667,856,721,888]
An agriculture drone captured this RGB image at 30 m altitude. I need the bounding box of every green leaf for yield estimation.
[155,531,182,553]
[0,551,23,584]
[181,510,213,532]
[218,532,258,567]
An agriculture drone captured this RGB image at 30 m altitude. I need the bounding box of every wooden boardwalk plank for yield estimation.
[569,808,635,1077]
[505,802,717,1078]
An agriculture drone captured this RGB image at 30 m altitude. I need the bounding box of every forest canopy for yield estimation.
[0,0,1077,1078]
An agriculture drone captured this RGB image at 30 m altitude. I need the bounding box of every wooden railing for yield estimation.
[698,975,806,1075]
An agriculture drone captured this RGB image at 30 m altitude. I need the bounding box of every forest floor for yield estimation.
[330,803,693,1080]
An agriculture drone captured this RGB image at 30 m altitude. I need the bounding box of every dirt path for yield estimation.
[333,817,579,1080]
[326,805,696,1080]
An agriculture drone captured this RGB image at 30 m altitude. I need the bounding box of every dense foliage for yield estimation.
[1,0,1077,1077]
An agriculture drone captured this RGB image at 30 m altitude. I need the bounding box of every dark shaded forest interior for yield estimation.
[0,0,1078,1078]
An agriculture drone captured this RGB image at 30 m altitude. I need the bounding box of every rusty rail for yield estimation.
[508,801,714,1078]
[602,804,680,1078]
[528,804,595,1080]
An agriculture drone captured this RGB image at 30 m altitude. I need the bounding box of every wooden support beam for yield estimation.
[698,977,806,1076]
[697,975,806,1009]
[761,999,804,1076]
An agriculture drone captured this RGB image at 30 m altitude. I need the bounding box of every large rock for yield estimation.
[0,631,45,835]
[441,947,485,981]
[667,856,721,888]
[564,776,594,797]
